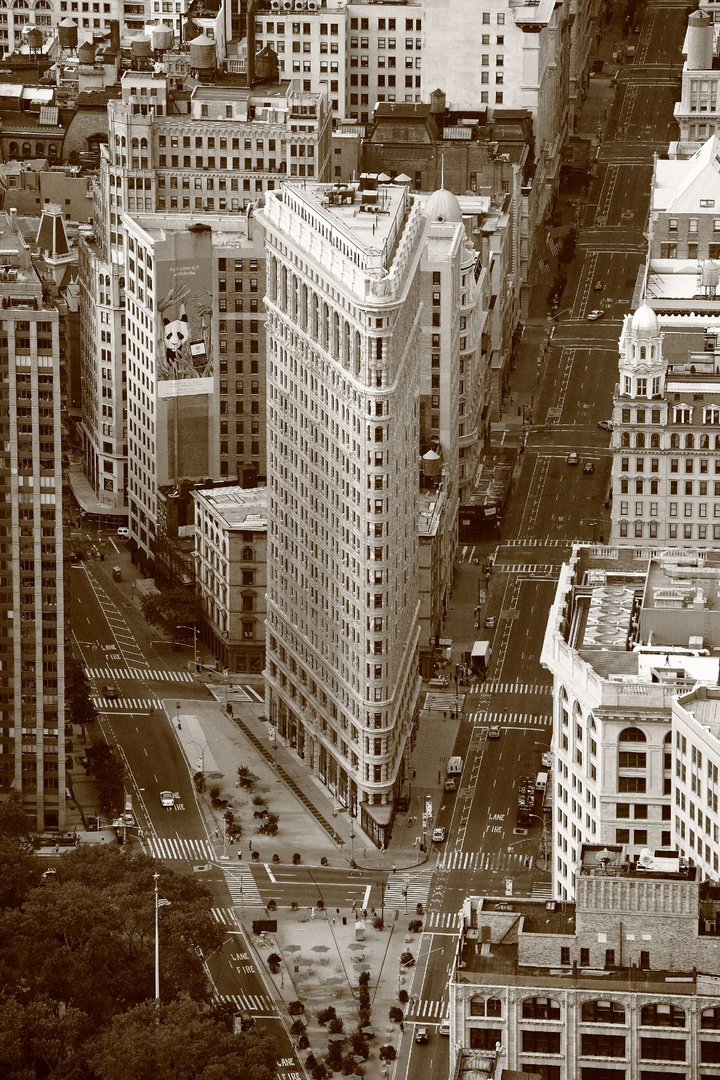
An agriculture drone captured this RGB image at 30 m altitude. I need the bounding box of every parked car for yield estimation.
[483,615,497,630]
[597,419,614,431]
[566,452,579,466]
[439,1020,450,1036]
[160,791,174,808]
[587,309,605,321]
[432,826,446,843]
[415,1027,429,1044]
[444,778,457,792]
[102,684,119,699]
[583,461,595,474]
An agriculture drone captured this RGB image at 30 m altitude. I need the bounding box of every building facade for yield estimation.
[447,850,720,1080]
[259,178,429,845]
[192,483,267,673]
[0,215,65,830]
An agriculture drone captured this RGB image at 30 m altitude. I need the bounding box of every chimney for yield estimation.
[108,18,119,53]
[8,207,16,232]
[246,0,257,87]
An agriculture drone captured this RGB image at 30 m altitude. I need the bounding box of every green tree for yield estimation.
[140,588,200,637]
[0,994,93,1079]
[66,657,98,728]
[89,998,277,1080]
[0,838,43,909]
[85,742,125,814]
[0,791,36,851]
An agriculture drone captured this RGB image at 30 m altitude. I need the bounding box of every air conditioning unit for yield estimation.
[282,0,293,9]
[295,0,306,8]
[307,0,318,8]
[270,0,281,8]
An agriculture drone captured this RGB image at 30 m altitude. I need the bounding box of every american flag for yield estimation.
[539,260,550,274]
[548,237,558,256]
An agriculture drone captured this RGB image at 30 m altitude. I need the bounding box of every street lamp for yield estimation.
[178,624,198,669]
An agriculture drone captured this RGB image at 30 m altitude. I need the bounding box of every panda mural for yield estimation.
[155,226,214,381]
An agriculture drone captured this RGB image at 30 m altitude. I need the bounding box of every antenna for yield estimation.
[440,152,445,189]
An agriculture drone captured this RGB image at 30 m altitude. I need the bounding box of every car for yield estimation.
[587,309,605,321]
[488,726,500,739]
[432,826,446,843]
[583,461,595,474]
[415,1027,429,1045]
[566,452,579,466]
[597,419,614,431]
[593,280,604,291]
[160,791,174,808]
[541,751,553,768]
[102,684,119,699]
[626,44,636,58]
[438,1019,450,1037]
[483,615,496,630]
[444,778,457,792]
[117,526,129,538]
[69,552,84,563]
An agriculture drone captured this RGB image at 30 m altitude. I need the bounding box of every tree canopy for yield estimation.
[139,588,200,637]
[0,844,276,1079]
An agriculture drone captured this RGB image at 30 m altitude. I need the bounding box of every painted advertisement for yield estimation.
[155,224,214,381]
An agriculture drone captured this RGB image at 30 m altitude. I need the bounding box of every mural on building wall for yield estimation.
[156,226,214,380]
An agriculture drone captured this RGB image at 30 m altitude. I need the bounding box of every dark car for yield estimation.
[484,615,497,630]
[583,461,595,474]
[102,684,119,699]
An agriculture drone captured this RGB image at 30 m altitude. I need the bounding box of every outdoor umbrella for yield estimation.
[323,976,344,985]
[311,945,330,954]
[360,1026,375,1037]
[284,944,302,954]
[328,1033,346,1043]
[346,942,364,951]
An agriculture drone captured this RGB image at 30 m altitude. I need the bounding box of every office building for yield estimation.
[610,303,720,548]
[675,8,720,156]
[447,846,720,1080]
[192,483,267,673]
[541,544,720,901]
[259,177,472,844]
[0,213,65,831]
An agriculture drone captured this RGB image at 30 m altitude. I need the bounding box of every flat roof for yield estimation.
[193,484,267,529]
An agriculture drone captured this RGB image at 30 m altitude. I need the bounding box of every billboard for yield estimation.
[155,224,215,381]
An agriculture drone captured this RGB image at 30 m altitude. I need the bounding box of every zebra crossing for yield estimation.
[406,998,448,1020]
[423,692,465,711]
[223,865,264,907]
[436,850,529,874]
[212,907,241,926]
[217,991,276,1016]
[503,538,575,548]
[85,666,196,682]
[477,681,552,696]
[532,881,554,901]
[143,835,216,861]
[493,563,560,576]
[93,696,162,711]
[468,710,552,728]
[426,910,461,930]
[383,867,434,910]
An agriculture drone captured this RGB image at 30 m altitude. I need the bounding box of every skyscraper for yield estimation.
[260,178,427,846]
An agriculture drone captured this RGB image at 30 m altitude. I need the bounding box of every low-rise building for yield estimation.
[447,846,720,1080]
[192,483,267,674]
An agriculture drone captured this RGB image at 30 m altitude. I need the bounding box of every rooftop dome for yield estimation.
[425,187,462,224]
[630,303,659,337]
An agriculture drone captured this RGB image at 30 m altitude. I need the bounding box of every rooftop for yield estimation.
[193,484,267,530]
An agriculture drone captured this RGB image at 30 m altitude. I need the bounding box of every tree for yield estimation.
[0,791,36,851]
[379,1045,397,1062]
[85,742,125,814]
[0,994,93,1078]
[65,657,98,728]
[558,226,578,265]
[89,998,277,1080]
[258,812,279,836]
[236,766,257,789]
[0,839,43,909]
[140,588,200,637]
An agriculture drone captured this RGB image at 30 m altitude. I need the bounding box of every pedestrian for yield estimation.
[363,847,367,858]
[238,850,242,860]
[412,767,416,779]
[400,1021,404,1032]
[332,917,336,925]
[311,907,315,919]
[438,770,441,784]
[249,840,252,851]
[177,720,181,730]
[229,836,234,845]
[392,863,396,874]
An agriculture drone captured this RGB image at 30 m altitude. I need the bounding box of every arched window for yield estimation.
[619,726,646,742]
[522,997,561,1021]
[670,433,680,448]
[650,433,660,448]
[8,141,17,156]
[581,1000,625,1024]
[621,432,630,448]
[241,546,254,561]
[35,143,44,156]
[716,434,720,450]
[21,142,31,157]
[640,1003,685,1028]
[131,137,139,149]
[664,731,672,744]
[640,346,646,359]
[636,432,645,448]
[470,996,486,1016]
[702,1007,720,1030]
[701,433,710,449]
[685,434,695,449]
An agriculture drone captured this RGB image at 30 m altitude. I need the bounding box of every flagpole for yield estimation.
[154,872,160,1006]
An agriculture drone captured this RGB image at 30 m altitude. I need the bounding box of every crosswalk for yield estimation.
[436,850,529,873]
[467,710,552,728]
[143,835,216,861]
[383,867,434,910]
[85,666,195,682]
[406,998,448,1020]
[477,681,552,696]
[217,991,276,1016]
[223,865,264,906]
[93,696,162,711]
[205,682,265,704]
[502,538,574,548]
[426,910,461,930]
[212,906,241,926]
[532,881,554,900]
[493,563,560,576]
[423,692,465,711]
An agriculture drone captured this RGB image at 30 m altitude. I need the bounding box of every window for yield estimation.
[619,752,646,768]
[640,1038,686,1061]
[641,1004,686,1028]
[470,1029,502,1050]
[581,1033,626,1058]
[702,1007,720,1030]
[581,1000,625,1024]
[619,727,646,742]
[522,997,561,1021]
[522,1031,561,1055]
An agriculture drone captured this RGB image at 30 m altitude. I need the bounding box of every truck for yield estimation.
[470,640,491,676]
[444,756,464,790]
[534,771,549,814]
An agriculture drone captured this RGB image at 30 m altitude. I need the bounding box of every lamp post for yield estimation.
[178,624,198,669]
[349,823,355,867]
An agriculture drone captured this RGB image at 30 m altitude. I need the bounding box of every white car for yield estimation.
[117,526,129,538]
[438,1019,450,1036]
[160,791,174,808]
[587,309,605,321]
[541,752,553,768]
[432,826,446,843]
[566,452,579,466]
